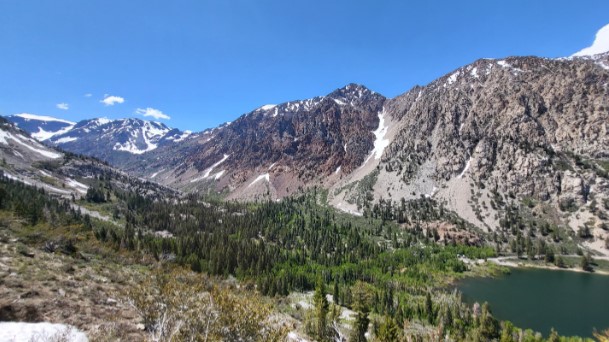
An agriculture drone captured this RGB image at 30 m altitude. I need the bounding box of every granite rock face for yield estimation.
[381,53,609,203]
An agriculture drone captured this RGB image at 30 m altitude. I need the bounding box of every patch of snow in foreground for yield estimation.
[248,173,269,187]
[287,331,309,342]
[335,166,341,174]
[364,108,389,164]
[0,322,88,342]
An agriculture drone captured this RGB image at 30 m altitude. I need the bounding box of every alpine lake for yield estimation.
[457,266,609,338]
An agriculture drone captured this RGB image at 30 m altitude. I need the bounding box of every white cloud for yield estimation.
[84,93,92,98]
[136,107,171,120]
[100,95,125,106]
[572,23,609,56]
[56,103,69,110]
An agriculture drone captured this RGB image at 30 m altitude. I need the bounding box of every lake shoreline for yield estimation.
[487,256,609,276]
[458,265,609,338]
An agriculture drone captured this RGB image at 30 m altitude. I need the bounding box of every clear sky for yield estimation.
[1,0,608,131]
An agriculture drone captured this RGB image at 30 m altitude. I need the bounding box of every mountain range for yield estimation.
[4,52,609,255]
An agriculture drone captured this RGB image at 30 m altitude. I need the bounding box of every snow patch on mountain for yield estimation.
[166,130,192,142]
[13,113,75,125]
[258,104,277,111]
[54,136,78,144]
[249,173,269,187]
[213,170,225,180]
[364,109,389,164]
[458,157,473,179]
[190,154,230,183]
[66,178,89,194]
[572,23,609,57]
[0,130,62,159]
[447,71,460,85]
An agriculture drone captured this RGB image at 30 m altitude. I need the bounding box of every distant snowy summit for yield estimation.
[7,113,76,141]
[5,114,193,160]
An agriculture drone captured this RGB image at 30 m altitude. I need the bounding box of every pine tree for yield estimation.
[377,316,400,341]
[350,281,373,342]
[425,292,434,324]
[313,276,329,341]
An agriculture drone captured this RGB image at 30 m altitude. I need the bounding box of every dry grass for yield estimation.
[0,212,147,340]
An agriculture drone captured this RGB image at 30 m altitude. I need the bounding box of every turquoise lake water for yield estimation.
[457,267,609,338]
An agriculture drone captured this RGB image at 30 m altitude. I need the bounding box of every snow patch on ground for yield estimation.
[114,141,152,155]
[66,178,89,194]
[113,121,171,154]
[0,130,10,144]
[0,322,88,342]
[596,61,609,70]
[425,186,439,198]
[364,109,389,164]
[7,132,62,159]
[39,170,52,177]
[167,130,192,142]
[202,154,229,178]
[249,173,269,187]
[54,136,78,144]
[33,124,76,141]
[458,157,472,179]
[470,67,478,77]
[335,202,363,216]
[287,331,309,342]
[150,169,164,178]
[12,150,24,159]
[333,98,347,106]
[4,173,33,185]
[335,166,341,174]
[213,170,225,180]
[190,154,230,183]
[447,71,460,85]
[496,60,523,73]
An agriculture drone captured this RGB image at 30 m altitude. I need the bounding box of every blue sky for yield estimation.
[1,0,608,131]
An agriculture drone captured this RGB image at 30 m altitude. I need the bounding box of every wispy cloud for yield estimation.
[84,93,92,98]
[101,94,125,106]
[56,103,69,110]
[136,107,171,120]
[572,23,609,56]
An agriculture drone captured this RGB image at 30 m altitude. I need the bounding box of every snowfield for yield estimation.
[0,322,88,342]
